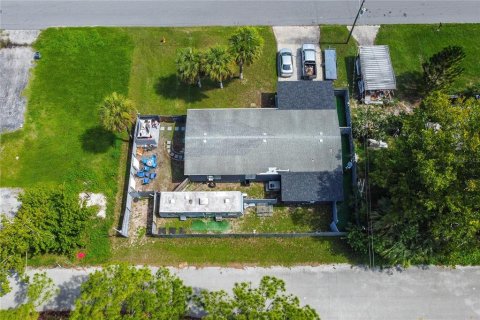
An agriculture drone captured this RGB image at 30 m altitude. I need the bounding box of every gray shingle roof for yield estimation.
[281,171,344,202]
[276,81,335,110]
[359,45,397,91]
[184,108,342,176]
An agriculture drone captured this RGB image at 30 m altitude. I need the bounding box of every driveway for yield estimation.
[273,26,322,81]
[2,265,479,319]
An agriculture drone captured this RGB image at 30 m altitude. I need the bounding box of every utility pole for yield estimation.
[346,0,366,44]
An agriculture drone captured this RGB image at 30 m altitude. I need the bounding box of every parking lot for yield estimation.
[273,26,322,81]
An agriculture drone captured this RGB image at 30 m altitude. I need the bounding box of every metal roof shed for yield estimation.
[358,45,396,91]
[324,49,337,80]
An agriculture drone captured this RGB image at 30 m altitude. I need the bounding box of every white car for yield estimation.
[278,48,294,78]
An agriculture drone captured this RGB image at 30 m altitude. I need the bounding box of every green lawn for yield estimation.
[111,237,361,266]
[320,25,358,89]
[375,24,480,98]
[126,27,277,115]
[0,28,134,263]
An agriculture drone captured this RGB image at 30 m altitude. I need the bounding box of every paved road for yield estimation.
[1,1,480,29]
[1,265,479,319]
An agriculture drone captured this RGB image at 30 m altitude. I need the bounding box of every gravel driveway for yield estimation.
[0,30,40,133]
[273,26,322,81]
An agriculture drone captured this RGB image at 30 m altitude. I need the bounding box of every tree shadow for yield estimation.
[45,274,88,311]
[13,273,28,306]
[80,126,116,154]
[290,205,330,232]
[396,71,424,103]
[154,74,211,103]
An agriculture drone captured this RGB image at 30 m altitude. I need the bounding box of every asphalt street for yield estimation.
[1,1,480,29]
[1,265,479,319]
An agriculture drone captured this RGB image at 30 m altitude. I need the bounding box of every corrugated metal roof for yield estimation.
[359,45,396,91]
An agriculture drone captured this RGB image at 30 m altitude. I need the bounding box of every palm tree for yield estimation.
[228,27,264,80]
[176,48,204,88]
[204,46,233,89]
[99,92,137,137]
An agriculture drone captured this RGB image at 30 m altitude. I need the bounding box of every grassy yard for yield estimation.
[111,237,361,266]
[126,27,277,115]
[0,28,134,263]
[376,24,480,98]
[320,25,358,89]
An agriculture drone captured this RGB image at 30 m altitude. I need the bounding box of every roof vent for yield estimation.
[199,198,209,205]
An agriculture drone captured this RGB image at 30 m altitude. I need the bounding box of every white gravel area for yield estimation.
[0,188,23,221]
[0,30,40,133]
[2,30,41,45]
[346,25,380,46]
[79,192,107,219]
[273,26,322,81]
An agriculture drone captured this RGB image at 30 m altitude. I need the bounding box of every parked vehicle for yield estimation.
[301,44,317,80]
[277,48,294,78]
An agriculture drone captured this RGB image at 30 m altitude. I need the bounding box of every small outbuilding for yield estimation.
[356,45,396,104]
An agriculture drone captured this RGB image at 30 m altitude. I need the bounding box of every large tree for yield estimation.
[0,273,57,320]
[204,46,234,89]
[176,47,204,88]
[196,275,320,319]
[228,27,264,80]
[0,188,93,296]
[422,45,466,93]
[70,265,192,320]
[99,92,137,137]
[363,92,480,265]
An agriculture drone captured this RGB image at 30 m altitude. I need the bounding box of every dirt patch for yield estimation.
[129,198,152,245]
[0,187,23,221]
[79,192,107,218]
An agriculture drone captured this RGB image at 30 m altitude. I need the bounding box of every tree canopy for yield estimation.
[70,265,192,320]
[359,92,480,265]
[99,92,137,135]
[197,275,320,319]
[0,188,93,296]
[204,46,234,89]
[228,27,264,80]
[176,47,204,88]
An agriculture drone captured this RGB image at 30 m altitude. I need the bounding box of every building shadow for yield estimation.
[344,56,357,95]
[261,93,276,108]
[80,126,116,154]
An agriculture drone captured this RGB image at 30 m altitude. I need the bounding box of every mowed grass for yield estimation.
[376,24,480,96]
[111,237,361,266]
[126,27,277,115]
[320,25,358,89]
[0,28,134,263]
